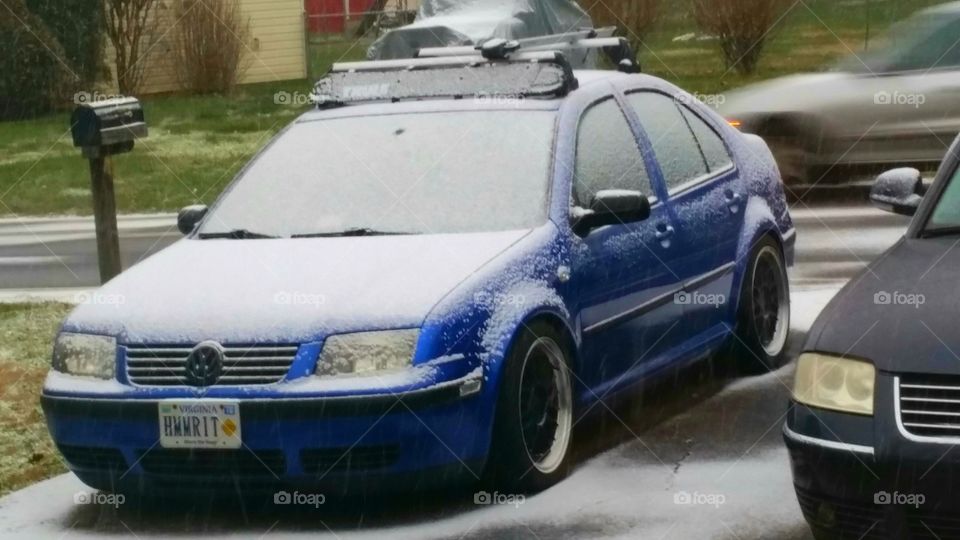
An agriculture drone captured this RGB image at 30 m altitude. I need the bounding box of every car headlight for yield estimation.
[793,353,875,415]
[317,329,419,376]
[52,333,117,379]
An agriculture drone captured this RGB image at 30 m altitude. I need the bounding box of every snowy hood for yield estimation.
[64,230,532,344]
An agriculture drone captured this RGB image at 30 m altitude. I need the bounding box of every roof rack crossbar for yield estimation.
[330,51,563,73]
[414,26,638,73]
[416,28,614,59]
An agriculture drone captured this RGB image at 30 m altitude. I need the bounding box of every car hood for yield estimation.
[64,230,532,344]
[807,236,960,374]
[719,72,857,118]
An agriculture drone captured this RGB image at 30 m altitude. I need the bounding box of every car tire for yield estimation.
[729,236,791,373]
[484,320,574,493]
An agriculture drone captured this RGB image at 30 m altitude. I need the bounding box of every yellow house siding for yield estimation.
[103,0,306,95]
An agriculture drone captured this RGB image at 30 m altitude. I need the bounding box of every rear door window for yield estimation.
[680,107,734,174]
[625,92,708,193]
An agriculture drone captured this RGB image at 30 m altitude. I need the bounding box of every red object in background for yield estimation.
[305,0,380,33]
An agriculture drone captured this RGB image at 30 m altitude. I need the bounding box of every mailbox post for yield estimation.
[70,97,148,283]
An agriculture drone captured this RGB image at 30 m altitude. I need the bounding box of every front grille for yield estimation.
[125,344,298,386]
[137,448,286,476]
[897,375,960,439]
[300,445,400,474]
[58,445,128,471]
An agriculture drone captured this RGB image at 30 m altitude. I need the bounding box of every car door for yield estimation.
[623,91,744,341]
[569,97,686,396]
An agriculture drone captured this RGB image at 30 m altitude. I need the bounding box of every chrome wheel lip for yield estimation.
[751,245,790,357]
[518,336,573,475]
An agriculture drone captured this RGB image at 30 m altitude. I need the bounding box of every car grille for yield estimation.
[897,375,960,439]
[300,445,400,474]
[125,344,299,386]
[137,448,286,476]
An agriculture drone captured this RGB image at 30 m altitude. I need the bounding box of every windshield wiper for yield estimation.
[198,229,279,240]
[291,228,417,238]
[921,226,960,238]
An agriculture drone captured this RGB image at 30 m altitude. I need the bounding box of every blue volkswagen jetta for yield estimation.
[41,46,795,496]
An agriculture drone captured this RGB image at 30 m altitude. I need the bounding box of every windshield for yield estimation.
[199,111,556,238]
[925,164,960,233]
[833,13,958,73]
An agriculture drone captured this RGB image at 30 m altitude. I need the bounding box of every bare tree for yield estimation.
[172,0,250,94]
[691,0,791,75]
[587,0,660,52]
[102,0,161,94]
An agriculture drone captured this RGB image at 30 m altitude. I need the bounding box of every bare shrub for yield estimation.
[587,0,660,52]
[103,0,161,94]
[172,0,250,94]
[691,0,791,75]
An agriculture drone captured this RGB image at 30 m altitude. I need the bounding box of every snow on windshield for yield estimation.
[200,111,556,238]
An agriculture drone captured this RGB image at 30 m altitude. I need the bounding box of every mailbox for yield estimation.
[71,97,147,157]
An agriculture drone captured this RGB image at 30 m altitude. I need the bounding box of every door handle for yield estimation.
[655,224,674,247]
[725,190,742,213]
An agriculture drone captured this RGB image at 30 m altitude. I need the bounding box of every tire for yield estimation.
[729,236,790,373]
[484,321,574,493]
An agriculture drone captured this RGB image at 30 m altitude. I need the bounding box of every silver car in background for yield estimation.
[720,1,960,186]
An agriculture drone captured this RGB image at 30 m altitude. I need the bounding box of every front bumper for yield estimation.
[785,395,960,539]
[42,370,490,495]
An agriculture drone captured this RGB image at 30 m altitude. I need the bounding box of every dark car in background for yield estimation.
[721,1,960,185]
[785,134,960,539]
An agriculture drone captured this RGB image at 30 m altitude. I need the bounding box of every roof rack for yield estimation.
[309,27,639,108]
[416,27,639,73]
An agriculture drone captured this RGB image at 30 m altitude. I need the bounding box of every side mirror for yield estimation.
[177,205,208,235]
[870,168,924,216]
[572,189,651,236]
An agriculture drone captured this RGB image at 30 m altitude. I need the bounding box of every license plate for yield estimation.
[158,400,241,449]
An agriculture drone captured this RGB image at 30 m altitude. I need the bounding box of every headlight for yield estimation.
[793,353,875,415]
[317,329,419,376]
[52,333,117,379]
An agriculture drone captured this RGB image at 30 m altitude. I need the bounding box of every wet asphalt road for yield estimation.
[0,205,913,539]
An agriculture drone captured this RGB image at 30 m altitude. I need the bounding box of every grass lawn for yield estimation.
[0,0,949,217]
[0,303,73,497]
[640,0,948,94]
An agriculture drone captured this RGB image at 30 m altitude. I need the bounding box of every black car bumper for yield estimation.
[785,400,960,539]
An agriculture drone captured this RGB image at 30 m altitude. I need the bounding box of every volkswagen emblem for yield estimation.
[184,341,224,387]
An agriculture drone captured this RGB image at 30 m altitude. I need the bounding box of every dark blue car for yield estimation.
[41,50,795,496]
